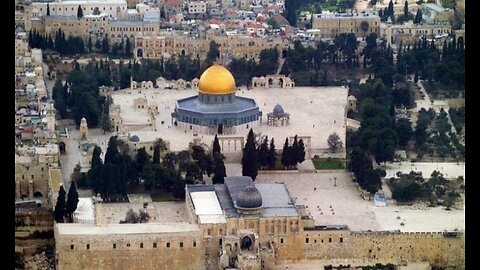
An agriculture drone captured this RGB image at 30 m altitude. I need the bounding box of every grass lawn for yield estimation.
[150,191,174,202]
[313,158,345,170]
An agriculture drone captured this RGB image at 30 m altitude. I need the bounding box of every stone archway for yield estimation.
[59,142,66,154]
[33,191,44,198]
[240,235,253,250]
[282,49,288,59]
[137,48,144,58]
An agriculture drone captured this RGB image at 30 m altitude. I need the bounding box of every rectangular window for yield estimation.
[86,244,90,249]
[193,241,196,247]
[127,243,130,247]
[166,242,170,248]
[113,244,116,249]
[180,242,183,248]
[340,237,343,243]
[280,238,284,243]
[140,243,143,248]
[31,175,34,179]
[153,242,157,248]
[329,238,332,243]
[71,245,74,250]
[306,238,309,243]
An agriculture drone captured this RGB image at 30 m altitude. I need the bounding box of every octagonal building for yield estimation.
[172,65,262,135]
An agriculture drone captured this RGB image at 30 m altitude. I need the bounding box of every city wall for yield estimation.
[300,229,464,268]
[55,228,204,270]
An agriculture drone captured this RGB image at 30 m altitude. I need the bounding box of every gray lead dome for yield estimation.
[236,185,263,209]
[273,104,284,115]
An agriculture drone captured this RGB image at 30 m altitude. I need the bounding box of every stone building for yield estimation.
[267,104,290,126]
[347,95,357,112]
[134,32,292,61]
[311,13,381,39]
[15,145,60,201]
[251,75,294,89]
[171,65,262,135]
[380,21,451,46]
[30,0,127,18]
[54,175,465,269]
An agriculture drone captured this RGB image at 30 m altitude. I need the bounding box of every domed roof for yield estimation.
[129,135,140,142]
[198,65,236,95]
[236,185,262,209]
[273,104,284,114]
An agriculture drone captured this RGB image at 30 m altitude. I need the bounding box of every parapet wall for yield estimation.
[301,230,464,268]
[55,226,204,270]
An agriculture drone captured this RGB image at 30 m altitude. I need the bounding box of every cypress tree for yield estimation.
[66,181,79,221]
[125,37,131,56]
[77,5,83,19]
[91,146,103,170]
[267,138,276,169]
[387,0,394,19]
[259,136,269,168]
[291,135,299,167]
[47,3,50,16]
[105,136,120,164]
[53,186,67,223]
[212,153,226,184]
[241,129,259,180]
[213,134,221,156]
[281,138,290,168]
[298,139,306,164]
[404,1,409,18]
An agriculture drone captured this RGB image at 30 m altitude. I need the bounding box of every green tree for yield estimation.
[387,0,394,19]
[258,136,269,169]
[105,136,120,164]
[66,181,79,221]
[212,153,226,184]
[395,118,413,148]
[297,139,306,164]
[47,3,50,16]
[281,138,290,168]
[102,36,109,54]
[53,186,67,223]
[360,21,369,37]
[91,146,103,170]
[213,134,221,156]
[135,147,151,174]
[206,41,220,64]
[125,37,132,56]
[327,133,343,153]
[242,129,259,180]
[404,1,410,18]
[267,138,276,169]
[414,9,422,24]
[77,5,83,19]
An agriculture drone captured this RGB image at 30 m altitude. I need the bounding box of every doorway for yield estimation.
[217,124,223,135]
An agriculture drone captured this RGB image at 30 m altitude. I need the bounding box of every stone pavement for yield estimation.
[111,86,348,157]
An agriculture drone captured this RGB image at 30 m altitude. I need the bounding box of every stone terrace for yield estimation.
[110,86,348,156]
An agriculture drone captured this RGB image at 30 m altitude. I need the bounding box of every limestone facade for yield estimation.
[251,75,294,89]
[134,33,292,61]
[311,13,381,39]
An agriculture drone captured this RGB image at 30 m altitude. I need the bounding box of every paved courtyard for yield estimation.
[96,201,188,225]
[110,86,348,156]
[382,161,466,180]
[242,166,465,232]
[59,126,112,190]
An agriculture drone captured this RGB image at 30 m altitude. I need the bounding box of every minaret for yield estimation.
[80,117,89,140]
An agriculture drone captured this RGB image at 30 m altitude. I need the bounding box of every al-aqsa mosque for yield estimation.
[171,65,262,135]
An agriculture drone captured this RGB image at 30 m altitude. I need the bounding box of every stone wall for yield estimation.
[300,229,464,268]
[55,229,204,270]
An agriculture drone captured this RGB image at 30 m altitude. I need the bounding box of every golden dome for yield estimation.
[198,65,236,95]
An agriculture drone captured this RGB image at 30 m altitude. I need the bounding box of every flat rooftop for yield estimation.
[56,222,199,235]
[96,201,189,224]
[176,95,258,114]
[190,191,226,224]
